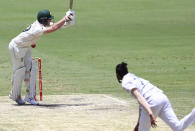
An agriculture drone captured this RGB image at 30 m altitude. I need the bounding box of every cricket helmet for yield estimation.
[37,9,54,25]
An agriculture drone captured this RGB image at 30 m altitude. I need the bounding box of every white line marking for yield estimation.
[103,95,128,105]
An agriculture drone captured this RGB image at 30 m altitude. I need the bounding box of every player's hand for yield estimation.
[65,14,72,22]
[134,123,139,131]
[150,114,157,128]
[67,10,75,17]
[65,10,75,22]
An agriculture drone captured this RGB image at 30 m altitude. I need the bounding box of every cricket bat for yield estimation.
[69,0,73,10]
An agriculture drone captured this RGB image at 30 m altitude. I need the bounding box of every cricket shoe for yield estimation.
[15,99,25,105]
[9,94,25,105]
[24,97,39,105]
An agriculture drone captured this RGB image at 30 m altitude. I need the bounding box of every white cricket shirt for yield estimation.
[122,73,163,99]
[13,20,46,48]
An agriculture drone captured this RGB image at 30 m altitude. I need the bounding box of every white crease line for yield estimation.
[103,95,128,105]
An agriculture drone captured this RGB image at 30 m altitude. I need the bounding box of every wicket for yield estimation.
[33,57,43,101]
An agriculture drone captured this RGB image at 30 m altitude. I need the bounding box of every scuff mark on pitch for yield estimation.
[38,103,93,109]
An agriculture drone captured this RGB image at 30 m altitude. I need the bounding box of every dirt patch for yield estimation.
[0,94,194,131]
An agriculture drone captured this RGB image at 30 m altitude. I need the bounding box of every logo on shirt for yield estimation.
[23,25,32,32]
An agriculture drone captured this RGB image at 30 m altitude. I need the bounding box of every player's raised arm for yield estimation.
[36,9,75,34]
[44,11,74,34]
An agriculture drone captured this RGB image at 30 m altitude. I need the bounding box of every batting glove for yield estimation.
[65,10,75,22]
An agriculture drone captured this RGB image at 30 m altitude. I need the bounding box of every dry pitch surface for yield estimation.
[0,94,194,131]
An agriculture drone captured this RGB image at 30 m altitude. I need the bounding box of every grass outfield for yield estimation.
[0,0,195,129]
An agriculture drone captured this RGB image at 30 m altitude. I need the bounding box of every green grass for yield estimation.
[0,0,195,119]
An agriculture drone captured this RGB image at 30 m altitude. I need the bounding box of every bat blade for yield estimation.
[69,0,73,10]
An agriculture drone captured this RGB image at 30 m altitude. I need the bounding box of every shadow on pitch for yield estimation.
[14,103,93,108]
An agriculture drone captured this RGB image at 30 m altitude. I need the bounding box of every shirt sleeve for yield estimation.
[122,81,137,93]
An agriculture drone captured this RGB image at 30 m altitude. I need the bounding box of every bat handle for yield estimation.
[69,0,73,10]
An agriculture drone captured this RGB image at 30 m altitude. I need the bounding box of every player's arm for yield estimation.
[131,88,157,128]
[44,17,67,34]
[44,11,73,34]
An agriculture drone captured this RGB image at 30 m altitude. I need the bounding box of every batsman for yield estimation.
[8,5,75,105]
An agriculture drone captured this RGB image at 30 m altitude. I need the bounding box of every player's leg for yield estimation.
[177,108,195,130]
[10,67,26,104]
[23,48,38,105]
[29,59,37,101]
[9,43,26,104]
[138,107,161,131]
[138,109,151,131]
[138,92,167,131]
[159,95,195,131]
[23,48,32,99]
[159,101,180,131]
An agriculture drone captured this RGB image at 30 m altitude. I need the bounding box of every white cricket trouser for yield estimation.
[138,92,195,131]
[9,41,35,100]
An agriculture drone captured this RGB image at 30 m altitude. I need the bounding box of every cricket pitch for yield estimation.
[0,94,194,131]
